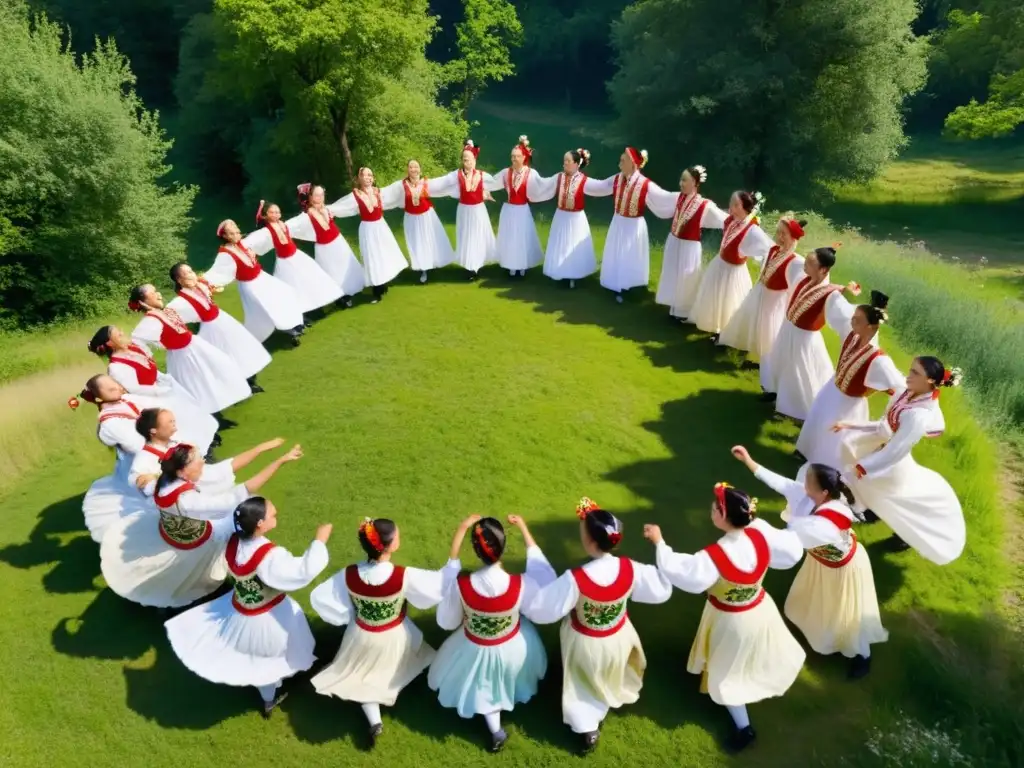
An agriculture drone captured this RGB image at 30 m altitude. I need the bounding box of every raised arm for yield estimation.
[448,514,481,561]
[524,569,579,625]
[508,515,558,615]
[230,437,286,473]
[866,355,904,395]
[740,224,774,265]
[750,518,805,569]
[852,409,930,479]
[644,525,719,593]
[165,295,201,325]
[178,484,251,521]
[432,171,460,200]
[286,213,315,242]
[644,183,679,220]
[380,180,405,211]
[629,558,674,604]
[240,444,303,495]
[434,577,466,632]
[787,514,845,550]
[484,169,505,194]
[130,315,163,348]
[202,251,238,289]
[526,170,558,203]
[825,291,859,336]
[731,445,807,512]
[404,560,462,610]
[258,525,332,591]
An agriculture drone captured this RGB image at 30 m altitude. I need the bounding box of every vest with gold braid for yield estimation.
[759,245,798,290]
[219,243,263,282]
[718,216,756,265]
[457,572,523,646]
[345,564,408,631]
[806,505,858,568]
[703,528,770,612]
[110,344,159,386]
[569,557,634,637]
[504,168,530,206]
[556,172,588,212]
[670,193,708,241]
[403,179,432,215]
[354,188,384,222]
[612,174,650,218]
[785,276,843,331]
[154,481,213,550]
[834,333,886,398]
[226,535,286,615]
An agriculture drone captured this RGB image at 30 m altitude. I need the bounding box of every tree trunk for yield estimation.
[328,103,354,183]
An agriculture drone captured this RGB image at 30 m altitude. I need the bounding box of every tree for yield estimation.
[607,0,927,194]
[0,2,195,328]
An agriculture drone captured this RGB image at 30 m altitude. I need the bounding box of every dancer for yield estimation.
[718,216,807,365]
[731,446,887,678]
[88,325,218,452]
[652,165,727,318]
[204,219,305,344]
[310,516,463,747]
[600,147,677,303]
[644,483,805,752]
[100,441,303,608]
[759,246,861,421]
[288,183,366,305]
[70,375,154,542]
[492,136,555,277]
[248,200,344,315]
[688,191,774,338]
[528,498,673,754]
[128,284,251,421]
[165,498,332,719]
[796,290,903,468]
[837,357,966,562]
[380,160,456,283]
[168,263,273,390]
[428,514,556,752]
[331,167,409,303]
[436,140,501,279]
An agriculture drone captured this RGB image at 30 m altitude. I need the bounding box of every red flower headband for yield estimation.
[785,219,805,239]
[463,140,480,158]
[360,517,383,553]
[714,482,758,517]
[576,497,600,519]
[128,299,142,312]
[515,135,532,165]
[625,146,648,169]
[215,219,231,238]
[473,524,497,560]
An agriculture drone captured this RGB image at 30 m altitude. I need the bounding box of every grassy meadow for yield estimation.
[1,103,1023,767]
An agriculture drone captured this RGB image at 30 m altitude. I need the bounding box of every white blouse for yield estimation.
[130,442,236,497]
[844,388,946,479]
[491,167,559,203]
[753,466,853,550]
[156,477,249,521]
[434,169,503,200]
[97,402,146,454]
[235,536,330,592]
[646,192,728,227]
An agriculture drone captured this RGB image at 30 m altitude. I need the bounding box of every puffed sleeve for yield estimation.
[286,213,315,242]
[655,542,719,594]
[753,466,808,515]
[309,570,353,626]
[700,200,728,229]
[787,515,843,550]
[630,558,675,604]
[826,292,858,335]
[166,295,201,325]
[258,540,330,592]
[526,170,558,203]
[739,224,774,264]
[198,458,237,490]
[243,228,275,257]
[404,560,461,610]
[202,251,238,288]
[177,484,250,521]
[131,316,163,347]
[431,171,460,199]
[98,418,145,454]
[584,175,616,197]
[644,183,679,220]
[854,408,929,479]
[434,577,465,631]
[750,518,805,569]
[328,192,359,218]
[519,545,558,621]
[380,180,405,211]
[484,169,505,193]
[865,355,903,394]
[786,255,806,289]
[525,569,579,625]
[129,451,160,496]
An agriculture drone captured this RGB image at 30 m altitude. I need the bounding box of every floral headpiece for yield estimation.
[463,140,480,159]
[575,148,591,164]
[516,135,533,164]
[473,523,497,560]
[215,219,232,239]
[691,164,708,183]
[714,482,758,517]
[296,183,313,211]
[360,517,383,553]
[785,219,805,240]
[625,147,648,169]
[128,299,142,312]
[576,497,600,519]
[751,191,765,217]
[255,200,266,225]
[943,367,964,388]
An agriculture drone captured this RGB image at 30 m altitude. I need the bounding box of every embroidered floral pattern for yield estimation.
[835,337,879,395]
[158,510,210,544]
[722,585,759,604]
[558,172,584,211]
[671,192,704,234]
[233,575,267,605]
[809,544,846,563]
[582,599,625,627]
[468,614,515,637]
[353,596,402,624]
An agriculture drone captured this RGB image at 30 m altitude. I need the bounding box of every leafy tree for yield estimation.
[607,0,928,193]
[0,2,195,328]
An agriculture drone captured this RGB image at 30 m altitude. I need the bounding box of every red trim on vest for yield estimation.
[98,401,141,423]
[458,170,485,205]
[267,223,298,258]
[158,519,212,550]
[354,188,384,222]
[504,169,530,205]
[457,572,523,613]
[142,444,169,459]
[571,557,634,602]
[233,593,287,615]
[226,535,277,576]
[814,508,853,531]
[309,210,341,245]
[148,310,193,351]
[403,179,433,214]
[345,563,406,597]
[110,346,159,386]
[570,612,628,637]
[703,528,770,584]
[176,287,221,322]
[708,589,766,613]
[465,621,521,646]
[155,481,196,509]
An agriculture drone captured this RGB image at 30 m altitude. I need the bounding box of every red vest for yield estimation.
[504,168,529,206]
[155,480,214,550]
[308,209,342,245]
[110,344,158,386]
[457,572,523,646]
[703,528,770,613]
[266,223,297,258]
[759,246,797,290]
[834,333,885,397]
[556,172,587,212]
[176,283,221,322]
[719,217,755,265]
[458,170,485,205]
[354,188,384,222]
[219,243,263,282]
[569,557,634,637]
[147,309,193,351]
[670,194,707,241]
[404,179,432,214]
[612,174,649,218]
[808,508,858,568]
[786,277,843,331]
[345,564,408,632]
[98,399,141,425]
[225,536,287,614]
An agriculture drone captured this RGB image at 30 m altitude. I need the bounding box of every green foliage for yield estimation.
[607,0,928,192]
[0,2,195,329]
[945,70,1024,138]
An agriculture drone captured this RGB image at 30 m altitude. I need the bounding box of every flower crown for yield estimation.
[751,191,765,217]
[713,482,758,517]
[473,523,497,560]
[575,148,591,162]
[692,164,708,183]
[518,135,529,147]
[359,517,383,553]
[943,367,964,387]
[576,496,600,519]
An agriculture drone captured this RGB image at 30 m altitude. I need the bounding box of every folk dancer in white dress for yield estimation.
[656,165,728,319]
[379,160,456,283]
[731,447,887,679]
[250,200,343,315]
[288,183,366,306]
[101,441,303,608]
[330,167,409,303]
[70,375,155,543]
[428,514,557,752]
[644,483,805,753]
[600,147,678,303]
[796,290,903,470]
[168,263,273,391]
[688,191,774,339]
[759,246,861,421]
[204,219,305,345]
[493,136,556,277]
[128,284,251,426]
[436,140,501,280]
[310,517,460,748]
[718,216,806,366]
[165,498,332,718]
[88,324,218,452]
[527,498,673,754]
[837,357,966,562]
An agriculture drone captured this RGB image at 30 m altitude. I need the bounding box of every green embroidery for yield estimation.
[723,586,759,604]
[233,576,265,606]
[582,600,625,627]
[468,614,514,637]
[353,596,402,623]
[159,511,208,544]
[810,544,845,562]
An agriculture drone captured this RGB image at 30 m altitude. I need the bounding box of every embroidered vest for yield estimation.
[835,333,885,398]
[109,344,159,386]
[267,223,297,258]
[704,528,770,612]
[220,243,263,282]
[504,168,530,205]
[569,557,634,637]
[786,277,843,331]
[759,246,798,290]
[97,400,141,433]
[458,572,523,646]
[718,217,755,266]
[807,506,858,568]
[885,391,944,438]
[154,481,213,550]
[404,179,432,214]
[670,194,707,240]
[147,309,193,351]
[345,564,408,632]
[458,170,485,205]
[612,174,649,218]
[354,188,384,222]
[308,209,342,245]
[226,536,286,615]
[176,283,221,322]
[557,172,587,212]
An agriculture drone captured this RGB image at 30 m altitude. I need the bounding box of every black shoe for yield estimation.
[740,359,760,370]
[260,691,288,720]
[581,730,599,755]
[211,433,223,448]
[368,723,383,749]
[469,271,478,281]
[759,392,778,403]
[289,334,301,347]
[216,414,238,430]
[303,321,314,329]
[886,533,911,552]
[861,509,880,524]
[291,324,305,336]
[728,725,757,752]
[247,377,265,394]
[677,316,688,323]
[709,334,720,344]
[490,729,508,752]
[848,654,871,679]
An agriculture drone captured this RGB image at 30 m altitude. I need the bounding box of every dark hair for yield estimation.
[807,464,855,505]
[169,262,188,291]
[79,374,106,405]
[156,444,194,493]
[359,518,397,561]
[135,408,164,440]
[88,326,114,358]
[717,487,756,528]
[813,246,837,270]
[857,290,889,326]
[470,517,506,565]
[233,497,268,539]
[733,190,756,213]
[584,509,623,552]
[684,167,704,188]
[916,355,956,388]
[128,284,151,312]
[258,201,279,224]
[569,148,590,169]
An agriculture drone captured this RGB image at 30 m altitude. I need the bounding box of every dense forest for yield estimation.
[2,0,1022,327]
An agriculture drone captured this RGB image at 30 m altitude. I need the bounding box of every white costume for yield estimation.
[380,177,456,273]
[129,441,237,498]
[247,222,343,312]
[530,171,614,282]
[650,193,727,312]
[331,188,409,287]
[287,209,366,298]
[600,172,676,294]
[438,168,502,273]
[491,167,556,273]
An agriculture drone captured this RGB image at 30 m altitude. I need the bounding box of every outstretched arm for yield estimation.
[230,437,285,472]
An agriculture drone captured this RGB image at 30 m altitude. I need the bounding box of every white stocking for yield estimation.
[256,682,280,703]
[361,703,382,727]
[726,704,750,729]
[483,711,502,734]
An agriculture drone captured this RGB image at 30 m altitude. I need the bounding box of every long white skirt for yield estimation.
[543,209,597,280]
[404,210,455,271]
[359,219,408,286]
[83,472,155,543]
[760,324,833,420]
[198,312,271,381]
[496,204,544,271]
[600,214,649,292]
[237,272,304,342]
[166,336,251,414]
[100,513,232,607]
[455,203,497,272]
[165,593,317,687]
[841,436,966,565]
[718,284,788,362]
[667,237,703,317]
[690,256,752,334]
[274,248,343,312]
[314,237,366,297]
[796,379,865,468]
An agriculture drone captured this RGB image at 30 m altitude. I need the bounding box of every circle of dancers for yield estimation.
[64,138,969,755]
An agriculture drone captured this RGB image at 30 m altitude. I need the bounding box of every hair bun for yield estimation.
[870,289,889,310]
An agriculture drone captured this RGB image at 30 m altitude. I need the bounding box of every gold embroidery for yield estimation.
[614,173,645,217]
[180,285,213,310]
[787,280,839,324]
[112,348,153,369]
[758,246,796,286]
[460,169,481,193]
[150,308,189,334]
[671,193,704,234]
[159,510,209,545]
[835,339,878,394]
[720,216,750,253]
[559,172,584,211]
[404,179,426,207]
[507,167,528,193]
[308,207,331,229]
